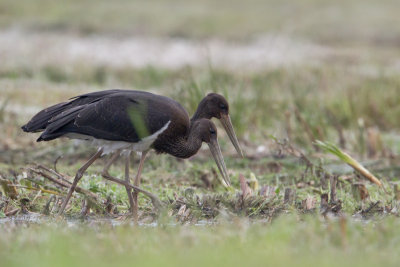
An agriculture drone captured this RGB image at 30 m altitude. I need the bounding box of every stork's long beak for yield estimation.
[208,137,231,188]
[220,114,244,157]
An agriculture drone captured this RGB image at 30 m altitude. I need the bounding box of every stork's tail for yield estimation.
[21,102,69,133]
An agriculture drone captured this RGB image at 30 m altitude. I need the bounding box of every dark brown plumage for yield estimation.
[22,89,242,220]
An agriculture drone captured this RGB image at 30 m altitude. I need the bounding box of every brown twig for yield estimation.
[36,164,71,184]
[284,188,295,205]
[363,201,380,214]
[53,155,63,173]
[5,208,19,216]
[42,195,56,215]
[28,167,98,201]
[330,175,338,203]
[102,173,163,210]
[320,193,329,215]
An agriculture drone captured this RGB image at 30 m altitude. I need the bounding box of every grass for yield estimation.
[1,215,400,267]
[316,141,382,187]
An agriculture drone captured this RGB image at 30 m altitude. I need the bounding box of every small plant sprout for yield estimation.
[249,173,259,191]
[315,140,383,187]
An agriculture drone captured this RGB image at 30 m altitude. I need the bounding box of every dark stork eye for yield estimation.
[210,128,216,135]
[219,103,227,110]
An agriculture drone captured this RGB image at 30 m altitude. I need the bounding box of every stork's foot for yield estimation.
[101,170,110,178]
[101,173,164,212]
[101,174,135,216]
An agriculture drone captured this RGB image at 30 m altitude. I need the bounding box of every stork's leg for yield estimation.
[101,167,163,211]
[58,148,103,215]
[125,152,135,214]
[132,151,148,223]
[101,151,120,177]
[101,150,135,214]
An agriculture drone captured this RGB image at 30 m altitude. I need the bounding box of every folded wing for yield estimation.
[37,95,170,143]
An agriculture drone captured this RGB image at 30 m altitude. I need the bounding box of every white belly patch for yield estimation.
[65,121,171,155]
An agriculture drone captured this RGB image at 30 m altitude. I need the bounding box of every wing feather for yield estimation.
[38,95,171,143]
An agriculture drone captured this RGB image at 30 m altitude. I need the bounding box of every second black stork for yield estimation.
[22,90,243,219]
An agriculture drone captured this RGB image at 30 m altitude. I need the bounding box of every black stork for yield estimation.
[22,90,243,219]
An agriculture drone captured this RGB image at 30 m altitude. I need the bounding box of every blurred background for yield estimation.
[1,0,400,163]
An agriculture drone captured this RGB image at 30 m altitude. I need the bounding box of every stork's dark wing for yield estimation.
[69,89,127,101]
[37,95,171,143]
[21,89,128,132]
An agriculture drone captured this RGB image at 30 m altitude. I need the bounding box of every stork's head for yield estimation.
[193,93,243,157]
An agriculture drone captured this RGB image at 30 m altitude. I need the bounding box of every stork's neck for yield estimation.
[190,103,210,123]
[160,126,203,159]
